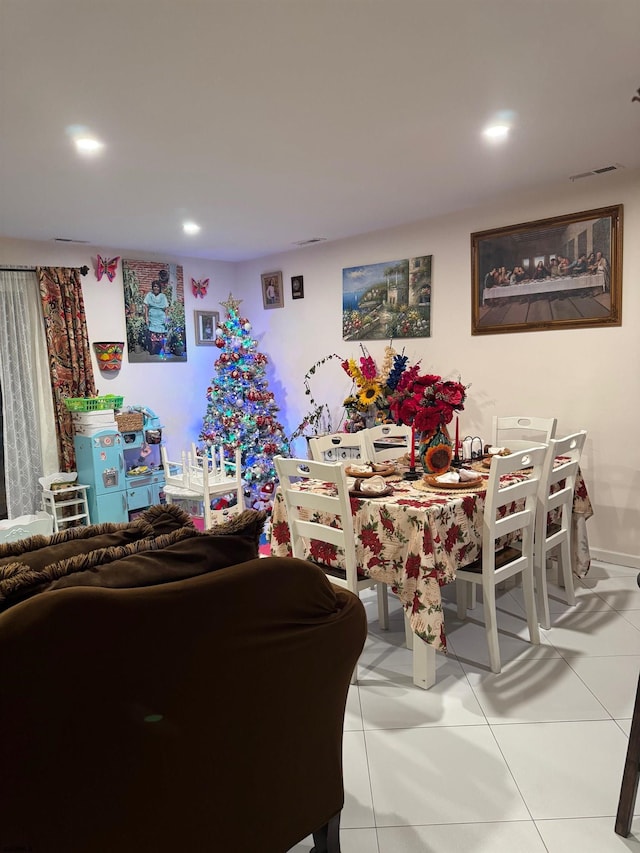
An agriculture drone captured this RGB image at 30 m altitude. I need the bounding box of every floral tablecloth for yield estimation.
[270,467,592,653]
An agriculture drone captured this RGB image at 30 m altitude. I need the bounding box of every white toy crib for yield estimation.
[0,511,54,545]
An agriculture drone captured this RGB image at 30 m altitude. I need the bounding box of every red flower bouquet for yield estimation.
[388,366,467,432]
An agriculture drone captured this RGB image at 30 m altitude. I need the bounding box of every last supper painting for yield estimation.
[471,204,622,335]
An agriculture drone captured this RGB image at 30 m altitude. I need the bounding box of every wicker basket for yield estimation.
[64,395,124,412]
[116,412,144,432]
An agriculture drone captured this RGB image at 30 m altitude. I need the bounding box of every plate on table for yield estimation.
[349,485,394,499]
[470,457,493,472]
[345,464,396,478]
[421,474,484,490]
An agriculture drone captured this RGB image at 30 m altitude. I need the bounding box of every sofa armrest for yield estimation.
[0,555,366,853]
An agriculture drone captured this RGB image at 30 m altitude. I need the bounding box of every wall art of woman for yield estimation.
[143,279,169,355]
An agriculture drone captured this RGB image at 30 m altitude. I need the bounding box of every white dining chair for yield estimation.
[490,415,557,451]
[361,423,413,464]
[273,455,389,683]
[455,445,547,673]
[162,444,244,529]
[194,443,246,516]
[534,430,587,629]
[308,432,367,463]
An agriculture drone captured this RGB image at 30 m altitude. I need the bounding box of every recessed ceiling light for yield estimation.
[74,136,104,154]
[183,221,201,235]
[483,124,510,141]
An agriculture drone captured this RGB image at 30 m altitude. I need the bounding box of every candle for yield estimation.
[455,416,460,455]
[410,423,416,468]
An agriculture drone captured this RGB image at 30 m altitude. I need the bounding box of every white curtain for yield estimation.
[0,269,57,517]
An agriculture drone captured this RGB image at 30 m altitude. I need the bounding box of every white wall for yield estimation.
[233,168,640,565]
[0,237,237,457]
[1,167,638,562]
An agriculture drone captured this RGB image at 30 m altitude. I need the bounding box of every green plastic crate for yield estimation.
[64,395,124,412]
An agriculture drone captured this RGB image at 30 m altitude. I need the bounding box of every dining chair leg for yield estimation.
[521,565,541,646]
[534,556,552,630]
[377,583,389,630]
[557,538,576,605]
[482,579,502,674]
[404,612,413,650]
[456,579,470,619]
[412,636,436,689]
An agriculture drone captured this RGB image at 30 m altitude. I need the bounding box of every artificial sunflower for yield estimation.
[424,442,452,475]
[358,381,383,407]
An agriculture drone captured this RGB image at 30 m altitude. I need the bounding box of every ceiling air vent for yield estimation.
[293,237,327,247]
[569,164,624,182]
[53,237,91,244]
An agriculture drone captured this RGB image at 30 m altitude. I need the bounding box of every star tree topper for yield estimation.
[221,293,243,316]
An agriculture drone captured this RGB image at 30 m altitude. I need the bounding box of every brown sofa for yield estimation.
[0,507,367,853]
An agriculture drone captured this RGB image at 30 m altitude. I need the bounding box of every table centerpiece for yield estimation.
[388,367,467,474]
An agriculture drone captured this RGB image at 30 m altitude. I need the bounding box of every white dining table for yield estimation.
[270,460,593,689]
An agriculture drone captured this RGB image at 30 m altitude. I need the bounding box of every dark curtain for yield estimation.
[37,267,96,471]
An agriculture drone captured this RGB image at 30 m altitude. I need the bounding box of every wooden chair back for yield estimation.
[361,424,413,464]
[491,415,557,449]
[308,432,367,463]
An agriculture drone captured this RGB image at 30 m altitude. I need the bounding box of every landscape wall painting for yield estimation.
[342,255,432,341]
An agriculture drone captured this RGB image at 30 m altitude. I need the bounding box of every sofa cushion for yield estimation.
[0,503,194,571]
[0,509,267,611]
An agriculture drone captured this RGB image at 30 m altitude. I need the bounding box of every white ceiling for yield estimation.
[1,0,639,262]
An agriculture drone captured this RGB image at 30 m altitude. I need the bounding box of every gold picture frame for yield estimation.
[261,271,284,309]
[471,204,623,335]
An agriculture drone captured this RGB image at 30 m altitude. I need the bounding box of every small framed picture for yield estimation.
[261,271,284,309]
[291,275,304,299]
[194,310,219,346]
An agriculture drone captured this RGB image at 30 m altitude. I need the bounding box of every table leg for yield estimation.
[412,635,436,689]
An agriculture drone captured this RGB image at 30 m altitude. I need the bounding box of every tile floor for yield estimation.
[289,559,640,852]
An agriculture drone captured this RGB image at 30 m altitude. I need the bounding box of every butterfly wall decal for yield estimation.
[95,255,120,282]
[191,277,209,298]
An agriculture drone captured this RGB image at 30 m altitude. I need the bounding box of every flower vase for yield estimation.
[363,406,377,429]
[418,425,453,475]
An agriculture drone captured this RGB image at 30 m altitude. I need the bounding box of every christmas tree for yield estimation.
[199,293,290,511]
